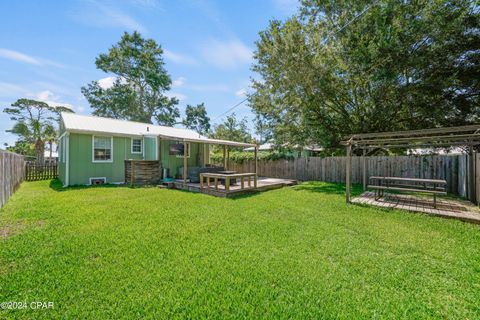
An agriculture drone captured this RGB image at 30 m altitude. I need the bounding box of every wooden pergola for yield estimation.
[342,125,480,204]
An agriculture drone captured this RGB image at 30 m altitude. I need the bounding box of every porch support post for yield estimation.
[183,139,188,184]
[346,141,352,203]
[223,145,227,169]
[158,137,162,180]
[227,147,230,170]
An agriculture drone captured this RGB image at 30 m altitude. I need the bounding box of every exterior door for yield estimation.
[144,137,157,160]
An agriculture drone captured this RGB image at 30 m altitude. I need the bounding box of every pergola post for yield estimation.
[362,148,367,191]
[346,141,352,203]
[469,144,476,204]
[183,139,188,184]
[254,145,258,175]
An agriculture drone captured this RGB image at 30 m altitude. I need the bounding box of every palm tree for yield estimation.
[4,99,73,165]
[44,124,57,164]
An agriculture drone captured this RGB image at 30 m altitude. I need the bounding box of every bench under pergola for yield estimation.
[342,125,480,206]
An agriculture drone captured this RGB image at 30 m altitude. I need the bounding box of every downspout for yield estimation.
[65,132,70,187]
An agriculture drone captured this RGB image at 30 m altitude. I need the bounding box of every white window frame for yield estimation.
[92,135,113,163]
[131,137,143,154]
[175,142,190,158]
[89,177,107,185]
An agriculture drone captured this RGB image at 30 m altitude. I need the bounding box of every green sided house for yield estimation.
[58,113,257,187]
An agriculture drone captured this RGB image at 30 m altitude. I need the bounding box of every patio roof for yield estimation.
[157,134,256,148]
[341,124,480,149]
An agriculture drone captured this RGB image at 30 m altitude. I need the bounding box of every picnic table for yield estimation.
[200,172,257,192]
[217,170,238,185]
[368,176,447,208]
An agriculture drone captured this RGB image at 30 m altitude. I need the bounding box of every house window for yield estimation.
[131,138,142,154]
[93,136,113,162]
[176,142,190,158]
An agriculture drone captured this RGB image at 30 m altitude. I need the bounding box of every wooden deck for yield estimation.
[352,191,480,224]
[172,177,297,197]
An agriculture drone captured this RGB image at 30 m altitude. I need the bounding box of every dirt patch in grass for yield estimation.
[0,220,26,239]
[0,219,46,239]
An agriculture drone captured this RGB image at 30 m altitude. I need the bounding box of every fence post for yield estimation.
[362,149,367,191]
[346,143,352,203]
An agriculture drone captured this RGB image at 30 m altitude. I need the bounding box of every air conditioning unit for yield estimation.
[89,177,106,185]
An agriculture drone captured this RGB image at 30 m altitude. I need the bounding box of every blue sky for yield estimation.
[0,0,298,147]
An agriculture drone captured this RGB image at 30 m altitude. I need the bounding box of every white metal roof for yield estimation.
[61,113,256,147]
[244,142,274,151]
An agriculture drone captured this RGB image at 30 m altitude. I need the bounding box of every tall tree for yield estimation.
[254,113,273,144]
[82,31,179,125]
[3,99,72,163]
[210,113,252,143]
[182,103,211,135]
[251,0,480,148]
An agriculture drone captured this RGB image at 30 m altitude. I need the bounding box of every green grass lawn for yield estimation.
[1,180,480,319]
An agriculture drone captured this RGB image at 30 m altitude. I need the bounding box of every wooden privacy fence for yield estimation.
[25,162,58,181]
[0,150,25,208]
[225,154,479,199]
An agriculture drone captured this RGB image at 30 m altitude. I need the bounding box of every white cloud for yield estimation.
[163,49,197,65]
[165,91,187,101]
[272,0,298,14]
[235,88,248,97]
[0,48,40,65]
[97,76,128,89]
[172,77,186,87]
[37,90,54,101]
[71,0,146,33]
[98,76,116,90]
[33,90,75,112]
[0,82,29,96]
[200,39,252,69]
[0,48,64,68]
[129,0,159,8]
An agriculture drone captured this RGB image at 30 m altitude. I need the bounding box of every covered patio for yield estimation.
[126,132,297,197]
[342,125,480,223]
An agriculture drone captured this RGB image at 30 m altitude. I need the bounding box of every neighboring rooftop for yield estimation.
[244,142,323,152]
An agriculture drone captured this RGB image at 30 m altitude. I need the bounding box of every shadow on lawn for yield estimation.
[293,181,363,196]
[49,179,131,192]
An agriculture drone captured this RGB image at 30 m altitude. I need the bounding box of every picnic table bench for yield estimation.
[200,172,257,192]
[368,176,447,208]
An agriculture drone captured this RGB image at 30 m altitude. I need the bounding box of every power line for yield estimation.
[214,2,379,122]
[211,95,252,123]
[327,0,380,40]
